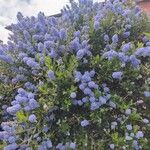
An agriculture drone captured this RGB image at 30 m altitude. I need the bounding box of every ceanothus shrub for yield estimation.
[0,0,150,149]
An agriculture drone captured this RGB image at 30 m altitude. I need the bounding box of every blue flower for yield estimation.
[125,135,133,141]
[70,142,76,149]
[94,21,100,31]
[112,71,123,79]
[112,34,118,43]
[126,124,132,130]
[47,70,55,80]
[46,139,52,148]
[44,41,55,49]
[38,42,44,52]
[23,30,31,41]
[89,70,95,77]
[123,31,130,38]
[110,144,115,149]
[125,108,131,115]
[91,102,100,110]
[7,104,21,115]
[28,114,37,123]
[59,28,67,40]
[76,49,85,60]
[81,119,89,127]
[77,100,83,106]
[74,31,81,37]
[144,91,150,97]
[136,131,144,139]
[89,97,95,102]
[74,71,82,82]
[122,43,131,53]
[130,55,141,68]
[70,92,76,98]
[104,34,109,42]
[49,49,57,58]
[143,118,149,124]
[4,143,17,150]
[84,87,92,95]
[103,50,118,60]
[88,81,98,89]
[29,99,39,109]
[82,72,91,82]
[0,55,13,63]
[8,136,16,144]
[135,47,150,57]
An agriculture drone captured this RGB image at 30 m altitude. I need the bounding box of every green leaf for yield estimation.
[16,110,28,122]
[45,56,52,69]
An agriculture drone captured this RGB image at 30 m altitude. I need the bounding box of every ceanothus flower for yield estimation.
[38,42,44,52]
[89,70,95,77]
[84,87,92,95]
[130,55,141,68]
[77,100,83,106]
[94,21,100,31]
[110,144,115,149]
[8,136,16,144]
[125,135,133,141]
[108,101,116,109]
[26,58,40,69]
[122,42,131,53]
[74,30,81,37]
[4,143,18,150]
[91,102,100,110]
[125,108,131,115]
[144,91,150,97]
[135,46,150,57]
[112,71,123,79]
[111,121,117,129]
[126,124,132,130]
[47,70,55,80]
[7,104,21,115]
[49,49,57,58]
[117,52,129,63]
[70,92,76,99]
[89,97,95,102]
[46,139,52,148]
[88,81,98,89]
[123,31,130,38]
[69,37,81,51]
[112,34,118,43]
[82,97,88,103]
[82,72,91,82]
[70,142,76,149]
[44,41,55,49]
[81,119,89,127]
[104,34,109,42]
[99,96,107,104]
[74,71,82,82]
[143,118,149,124]
[0,55,13,63]
[59,28,67,40]
[103,50,118,60]
[28,114,37,123]
[23,30,31,41]
[29,99,39,109]
[76,49,85,59]
[136,131,144,139]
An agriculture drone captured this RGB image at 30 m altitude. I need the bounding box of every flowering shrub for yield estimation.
[0,0,150,149]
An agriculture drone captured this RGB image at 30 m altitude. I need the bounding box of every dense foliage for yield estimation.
[0,0,150,149]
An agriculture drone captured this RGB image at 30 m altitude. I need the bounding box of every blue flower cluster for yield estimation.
[0,0,150,149]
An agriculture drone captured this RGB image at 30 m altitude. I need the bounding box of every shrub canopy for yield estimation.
[0,0,150,149]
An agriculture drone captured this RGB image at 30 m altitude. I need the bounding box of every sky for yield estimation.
[0,0,104,43]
